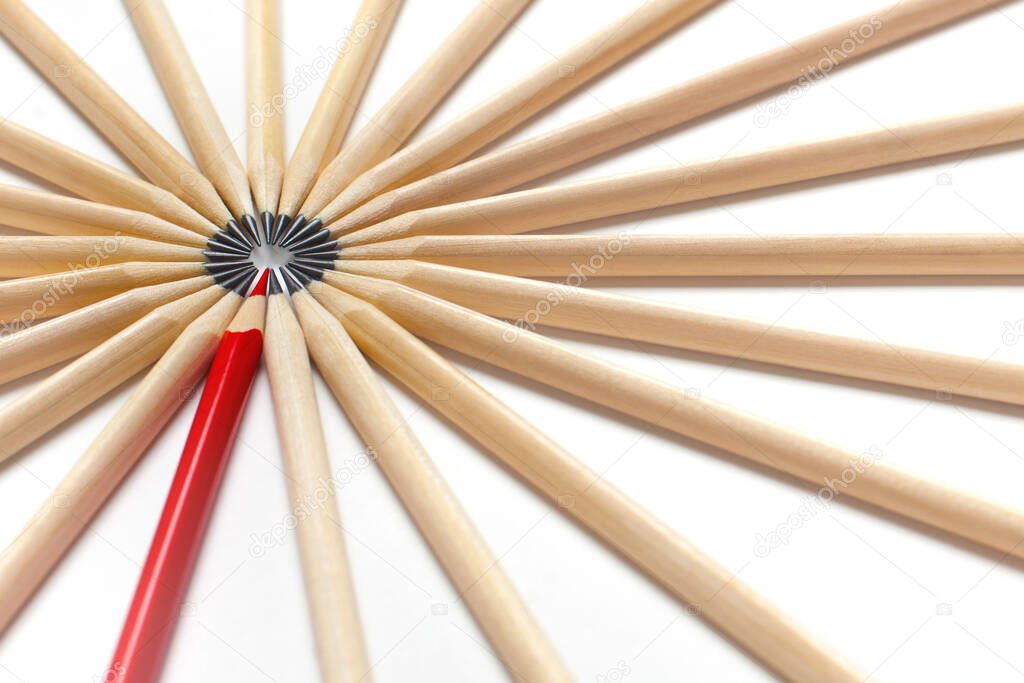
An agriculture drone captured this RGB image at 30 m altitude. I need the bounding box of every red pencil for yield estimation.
[108,270,269,683]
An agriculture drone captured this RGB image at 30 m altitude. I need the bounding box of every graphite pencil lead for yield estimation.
[219,266,258,294]
[203,249,253,263]
[261,212,275,244]
[270,214,291,245]
[268,268,286,296]
[280,217,323,249]
[207,231,251,255]
[276,214,307,247]
[280,266,306,294]
[286,227,331,253]
[205,260,255,275]
[225,218,255,248]
[289,261,327,283]
[241,214,263,246]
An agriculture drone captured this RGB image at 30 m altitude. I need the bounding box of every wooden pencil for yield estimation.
[0,262,208,324]
[245,0,286,220]
[296,0,532,220]
[126,0,257,224]
[0,275,212,386]
[0,119,220,237]
[339,260,1024,406]
[262,273,370,682]
[0,288,246,634]
[110,272,268,683]
[323,271,1024,561]
[328,0,1014,234]
[0,0,234,226]
[0,236,204,278]
[0,284,227,465]
[311,0,722,226]
[338,233,1024,278]
[337,103,1024,243]
[0,184,208,247]
[309,280,864,683]
[292,280,570,683]
[275,0,402,219]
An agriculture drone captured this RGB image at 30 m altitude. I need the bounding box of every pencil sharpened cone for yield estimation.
[241,214,263,246]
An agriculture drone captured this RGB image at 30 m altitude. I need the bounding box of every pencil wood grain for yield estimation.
[0,291,242,632]
[310,280,864,683]
[294,288,570,683]
[324,272,1024,562]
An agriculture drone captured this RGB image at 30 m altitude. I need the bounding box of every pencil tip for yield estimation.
[268,268,286,296]
[250,269,270,297]
[261,211,275,243]
[276,214,307,247]
[226,218,256,248]
[280,267,306,294]
[241,214,263,246]
[271,214,291,245]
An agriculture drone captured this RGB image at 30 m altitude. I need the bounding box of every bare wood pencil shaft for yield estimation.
[329,0,1013,234]
[324,272,1024,561]
[339,104,1024,243]
[0,236,203,278]
[0,292,241,633]
[0,184,208,247]
[126,0,255,218]
[310,282,863,683]
[276,0,402,216]
[0,0,233,225]
[246,0,286,214]
[0,276,212,386]
[294,290,570,683]
[340,233,1024,278]
[298,0,531,217]
[0,262,207,324]
[341,260,1024,406]
[0,120,219,237]
[0,284,225,464]
[314,0,721,224]
[264,293,370,683]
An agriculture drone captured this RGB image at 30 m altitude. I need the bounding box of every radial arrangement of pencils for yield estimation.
[0,0,1021,681]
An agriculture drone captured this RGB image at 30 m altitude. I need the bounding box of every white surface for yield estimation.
[1,1,1023,681]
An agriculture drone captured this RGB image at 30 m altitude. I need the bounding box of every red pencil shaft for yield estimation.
[109,327,263,683]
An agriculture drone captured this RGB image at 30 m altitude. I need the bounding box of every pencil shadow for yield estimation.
[428,341,1024,575]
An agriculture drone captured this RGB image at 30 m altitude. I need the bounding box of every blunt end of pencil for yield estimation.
[250,269,270,297]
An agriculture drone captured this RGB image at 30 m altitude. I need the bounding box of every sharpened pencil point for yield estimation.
[226,219,255,248]
[241,214,262,246]
[280,267,305,294]
[261,212,275,243]
[204,249,254,263]
[268,268,286,296]
[270,214,291,245]
[276,214,307,247]
[250,269,270,297]
[287,228,331,253]
[280,217,323,250]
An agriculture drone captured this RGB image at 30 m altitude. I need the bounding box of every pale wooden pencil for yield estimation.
[275,0,402,218]
[263,278,370,683]
[0,184,209,247]
[296,0,532,219]
[0,0,234,226]
[0,262,207,324]
[338,233,1024,278]
[324,272,1024,561]
[125,0,256,221]
[0,284,227,464]
[0,276,212,386]
[337,104,1024,244]
[245,0,286,217]
[0,290,243,633]
[310,280,864,683]
[328,0,1014,234]
[311,0,722,225]
[293,284,570,683]
[0,120,220,237]
[340,260,1024,406]
[0,236,204,278]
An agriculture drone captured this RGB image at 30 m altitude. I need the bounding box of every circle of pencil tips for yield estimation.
[0,0,1020,681]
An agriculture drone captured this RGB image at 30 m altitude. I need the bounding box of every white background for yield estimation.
[1,1,1024,681]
